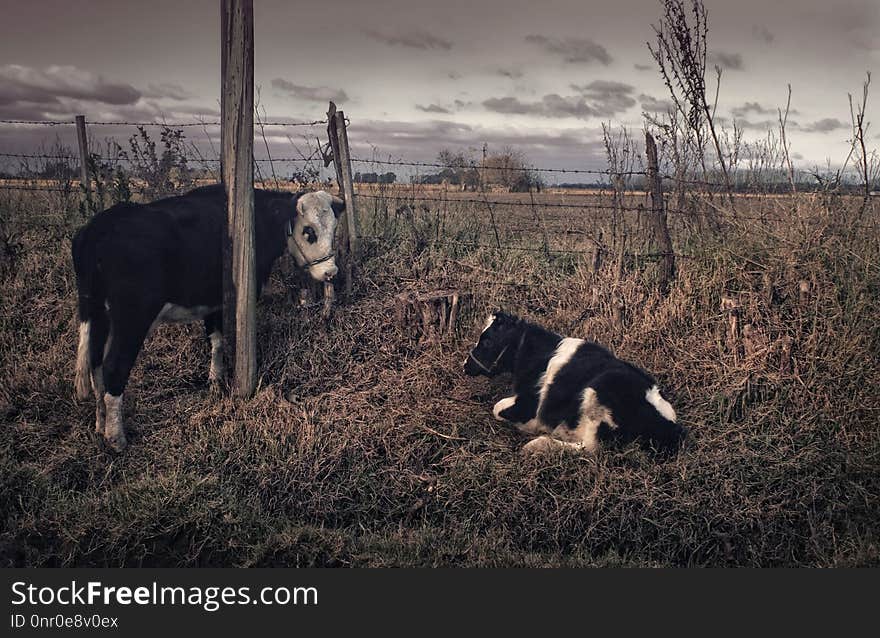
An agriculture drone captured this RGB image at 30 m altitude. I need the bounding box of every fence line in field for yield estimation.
[349,156,644,177]
[2,114,876,238]
[352,191,875,227]
[1,118,859,191]
[2,181,874,230]
[0,152,318,164]
[0,118,327,128]
[360,233,682,260]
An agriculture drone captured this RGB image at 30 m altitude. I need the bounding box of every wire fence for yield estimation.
[2,114,877,283]
[0,118,327,127]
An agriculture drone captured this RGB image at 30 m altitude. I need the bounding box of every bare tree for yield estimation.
[778,84,797,194]
[846,72,874,199]
[648,0,733,203]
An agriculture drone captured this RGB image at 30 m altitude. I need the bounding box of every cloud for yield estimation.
[572,80,632,94]
[731,101,800,119]
[143,83,195,101]
[495,67,524,79]
[634,63,654,72]
[416,103,451,114]
[525,35,612,65]
[271,79,348,103]
[734,118,782,131]
[571,80,637,114]
[0,64,141,111]
[731,101,774,117]
[802,118,846,133]
[482,81,635,120]
[345,118,609,171]
[364,28,452,50]
[751,25,775,44]
[708,51,744,71]
[639,93,673,113]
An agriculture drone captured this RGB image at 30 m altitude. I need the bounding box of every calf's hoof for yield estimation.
[521,436,558,455]
[209,379,225,397]
[492,396,516,421]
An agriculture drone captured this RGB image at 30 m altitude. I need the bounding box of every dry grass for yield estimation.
[1,187,878,567]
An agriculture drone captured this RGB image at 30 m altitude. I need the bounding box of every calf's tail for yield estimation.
[74,321,91,399]
[72,227,102,400]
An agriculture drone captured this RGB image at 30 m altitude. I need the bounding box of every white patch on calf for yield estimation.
[522,386,613,455]
[92,366,105,434]
[465,313,498,365]
[208,331,224,382]
[493,395,517,421]
[536,337,584,415]
[75,321,91,399]
[103,393,127,451]
[571,387,616,453]
[646,385,676,422]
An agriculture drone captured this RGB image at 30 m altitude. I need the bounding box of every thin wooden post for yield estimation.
[327,103,359,297]
[75,115,92,213]
[220,0,256,397]
[325,102,348,301]
[645,131,674,293]
[333,110,360,253]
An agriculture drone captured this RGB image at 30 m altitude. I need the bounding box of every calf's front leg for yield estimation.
[493,393,552,439]
[204,313,225,392]
[522,436,583,455]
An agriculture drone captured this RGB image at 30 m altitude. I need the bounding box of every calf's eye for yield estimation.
[302,226,317,244]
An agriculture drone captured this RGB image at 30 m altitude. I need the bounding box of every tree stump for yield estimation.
[395,290,465,344]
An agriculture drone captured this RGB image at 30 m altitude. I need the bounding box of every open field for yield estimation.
[1,185,879,567]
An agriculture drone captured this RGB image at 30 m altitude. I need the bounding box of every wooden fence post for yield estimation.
[220,0,256,398]
[326,102,360,297]
[334,110,360,254]
[75,115,92,213]
[325,102,349,301]
[645,131,674,293]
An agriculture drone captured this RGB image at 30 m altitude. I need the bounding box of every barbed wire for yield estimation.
[0,152,320,164]
[0,118,326,128]
[349,156,644,176]
[1,180,871,228]
[353,191,732,220]
[360,233,689,261]
[0,119,75,126]
[0,184,74,192]
[353,191,879,227]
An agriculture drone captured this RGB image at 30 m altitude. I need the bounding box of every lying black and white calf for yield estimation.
[464,312,684,454]
[72,184,343,451]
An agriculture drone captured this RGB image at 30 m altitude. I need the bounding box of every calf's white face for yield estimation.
[288,190,343,282]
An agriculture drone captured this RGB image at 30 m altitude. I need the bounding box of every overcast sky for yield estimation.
[1,0,877,178]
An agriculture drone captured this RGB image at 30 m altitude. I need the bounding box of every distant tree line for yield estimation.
[415,147,544,192]
[354,171,397,184]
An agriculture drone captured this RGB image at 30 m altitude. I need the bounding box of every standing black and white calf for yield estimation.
[72,184,344,451]
[464,312,684,454]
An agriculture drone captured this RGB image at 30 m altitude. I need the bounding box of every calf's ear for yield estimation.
[330,195,346,218]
